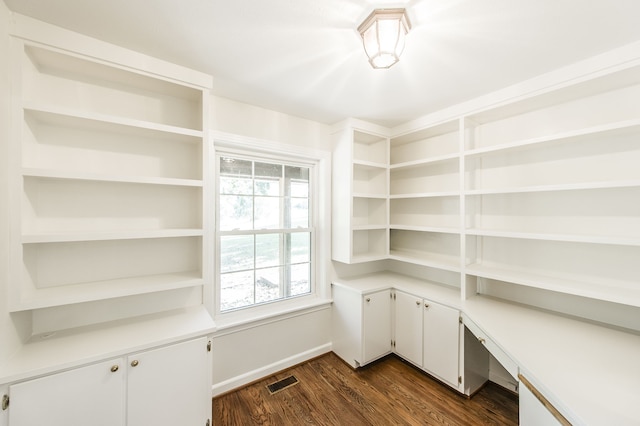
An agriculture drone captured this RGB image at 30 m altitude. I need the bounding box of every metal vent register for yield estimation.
[266,375,299,394]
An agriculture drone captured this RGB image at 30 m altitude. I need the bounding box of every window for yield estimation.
[216,154,313,312]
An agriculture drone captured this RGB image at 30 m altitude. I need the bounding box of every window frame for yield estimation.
[211,133,331,321]
[217,154,314,312]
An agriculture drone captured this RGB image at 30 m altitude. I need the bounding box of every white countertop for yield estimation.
[463,296,640,426]
[0,305,216,384]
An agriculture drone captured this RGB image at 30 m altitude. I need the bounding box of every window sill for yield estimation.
[212,297,332,334]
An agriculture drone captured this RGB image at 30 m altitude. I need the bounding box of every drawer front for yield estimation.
[463,314,519,379]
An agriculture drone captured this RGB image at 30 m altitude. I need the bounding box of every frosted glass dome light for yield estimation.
[358,8,411,69]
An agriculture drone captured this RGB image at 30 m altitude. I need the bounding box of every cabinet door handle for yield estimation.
[131,360,139,367]
[110,365,119,372]
[415,300,420,306]
[478,337,486,344]
[366,297,371,302]
[424,303,429,308]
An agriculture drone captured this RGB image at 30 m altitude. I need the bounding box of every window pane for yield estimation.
[254,196,280,229]
[220,235,254,273]
[255,162,282,178]
[220,176,252,195]
[289,180,308,198]
[256,266,282,303]
[255,178,280,196]
[220,270,254,311]
[289,263,310,296]
[288,232,310,264]
[220,157,252,177]
[285,166,309,181]
[256,234,280,269]
[219,195,253,230]
[289,198,308,228]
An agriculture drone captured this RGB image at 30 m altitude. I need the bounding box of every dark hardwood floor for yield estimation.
[213,352,518,425]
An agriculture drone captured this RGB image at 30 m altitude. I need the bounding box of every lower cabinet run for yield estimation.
[7,337,212,426]
[332,276,472,395]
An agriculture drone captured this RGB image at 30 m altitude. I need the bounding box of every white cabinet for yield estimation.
[393,290,422,366]
[8,359,124,426]
[332,282,391,368]
[361,290,393,364]
[423,300,460,388]
[393,290,460,389]
[127,338,211,426]
[519,378,564,426]
[7,337,211,426]
[331,121,389,263]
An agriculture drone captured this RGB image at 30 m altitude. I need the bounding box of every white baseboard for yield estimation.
[211,343,332,397]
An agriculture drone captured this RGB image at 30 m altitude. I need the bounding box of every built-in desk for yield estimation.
[463,296,640,425]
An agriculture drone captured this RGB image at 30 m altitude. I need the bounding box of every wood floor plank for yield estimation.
[212,353,519,426]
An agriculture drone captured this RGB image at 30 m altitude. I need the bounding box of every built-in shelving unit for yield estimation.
[388,120,461,280]
[9,40,209,313]
[463,63,640,309]
[331,122,389,263]
[333,53,640,313]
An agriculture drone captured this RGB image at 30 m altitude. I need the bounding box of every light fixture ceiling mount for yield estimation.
[358,8,411,69]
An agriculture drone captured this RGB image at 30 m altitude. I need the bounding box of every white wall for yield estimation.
[209,96,334,395]
[211,306,331,395]
[210,95,331,151]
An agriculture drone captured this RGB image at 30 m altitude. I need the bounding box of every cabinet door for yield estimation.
[394,291,423,366]
[362,289,392,363]
[519,382,563,426]
[423,300,459,388]
[9,359,124,426]
[127,337,210,426]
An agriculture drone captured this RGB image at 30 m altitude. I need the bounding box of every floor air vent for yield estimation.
[266,375,298,394]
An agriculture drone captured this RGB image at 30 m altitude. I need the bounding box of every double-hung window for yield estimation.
[216,154,313,312]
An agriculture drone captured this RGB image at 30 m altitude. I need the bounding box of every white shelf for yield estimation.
[391,225,459,234]
[11,272,204,312]
[465,228,640,247]
[390,191,460,198]
[23,104,204,139]
[389,250,461,272]
[464,118,640,158]
[22,168,204,187]
[390,153,459,170]
[22,229,204,244]
[352,225,388,231]
[353,159,388,169]
[465,263,640,307]
[349,253,389,264]
[465,179,640,195]
[352,193,387,199]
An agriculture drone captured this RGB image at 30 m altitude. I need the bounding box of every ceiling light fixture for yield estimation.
[357,8,411,69]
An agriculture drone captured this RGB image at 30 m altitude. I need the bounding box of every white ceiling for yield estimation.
[4,0,640,127]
